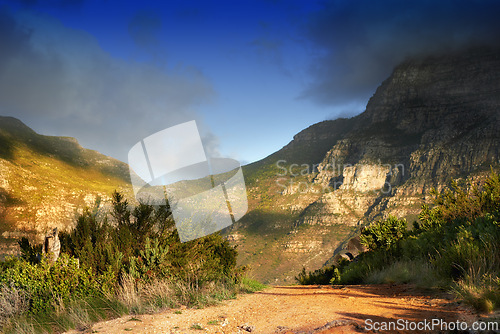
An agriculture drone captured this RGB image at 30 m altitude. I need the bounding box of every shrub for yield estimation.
[17,238,41,265]
[295,266,337,285]
[359,216,407,252]
[0,283,29,326]
[0,254,115,314]
[1,190,252,332]
[60,191,239,286]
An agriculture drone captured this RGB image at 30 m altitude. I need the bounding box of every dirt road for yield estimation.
[72,284,477,334]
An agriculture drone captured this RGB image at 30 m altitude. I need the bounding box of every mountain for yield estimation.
[232,47,500,284]
[1,47,499,283]
[0,116,132,258]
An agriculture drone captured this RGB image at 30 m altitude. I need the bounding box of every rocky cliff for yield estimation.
[302,47,500,227]
[233,47,500,283]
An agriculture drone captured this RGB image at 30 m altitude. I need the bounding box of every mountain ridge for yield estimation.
[0,115,131,182]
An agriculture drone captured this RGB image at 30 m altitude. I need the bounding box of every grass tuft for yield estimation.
[190,323,204,330]
[366,260,449,288]
[239,277,268,293]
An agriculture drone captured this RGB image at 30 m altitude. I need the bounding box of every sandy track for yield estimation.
[67,284,475,334]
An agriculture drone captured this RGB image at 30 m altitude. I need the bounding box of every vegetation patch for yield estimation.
[0,191,265,333]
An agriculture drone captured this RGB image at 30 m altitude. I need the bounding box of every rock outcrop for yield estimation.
[42,227,60,263]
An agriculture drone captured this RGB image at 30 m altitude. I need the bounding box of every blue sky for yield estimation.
[0,0,499,165]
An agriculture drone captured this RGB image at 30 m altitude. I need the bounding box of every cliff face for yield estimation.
[295,48,500,227]
[0,117,132,257]
[234,47,500,283]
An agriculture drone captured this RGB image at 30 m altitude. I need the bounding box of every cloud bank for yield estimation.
[301,0,500,110]
[0,7,215,162]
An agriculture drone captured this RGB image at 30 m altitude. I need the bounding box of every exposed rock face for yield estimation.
[340,164,392,192]
[298,47,500,230]
[235,47,500,283]
[329,235,367,265]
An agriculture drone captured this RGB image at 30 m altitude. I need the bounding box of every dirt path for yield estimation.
[70,285,477,334]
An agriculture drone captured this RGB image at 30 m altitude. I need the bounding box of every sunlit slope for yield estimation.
[0,116,132,257]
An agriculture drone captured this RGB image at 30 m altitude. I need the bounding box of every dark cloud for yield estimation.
[0,9,69,117]
[300,0,500,108]
[0,8,33,65]
[0,8,215,162]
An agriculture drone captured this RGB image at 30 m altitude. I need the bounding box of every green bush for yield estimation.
[60,191,239,286]
[359,216,407,252]
[17,238,41,265]
[0,254,115,314]
[295,265,338,285]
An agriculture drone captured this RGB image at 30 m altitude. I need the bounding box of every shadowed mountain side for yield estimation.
[244,117,357,178]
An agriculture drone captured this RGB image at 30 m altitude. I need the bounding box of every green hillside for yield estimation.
[0,116,133,258]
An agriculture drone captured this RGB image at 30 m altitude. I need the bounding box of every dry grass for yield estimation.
[366,260,449,288]
[116,274,141,311]
[0,283,29,326]
[10,320,35,334]
[116,274,178,314]
[451,234,500,313]
[2,276,263,333]
[115,275,242,314]
[66,302,93,330]
[453,273,500,313]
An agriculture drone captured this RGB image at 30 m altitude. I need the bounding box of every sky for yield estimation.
[0,0,499,165]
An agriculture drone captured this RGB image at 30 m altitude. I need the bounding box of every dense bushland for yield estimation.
[0,191,259,333]
[59,191,239,287]
[297,171,500,313]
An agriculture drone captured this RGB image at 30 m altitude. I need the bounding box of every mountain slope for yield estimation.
[0,116,132,257]
[233,47,500,284]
